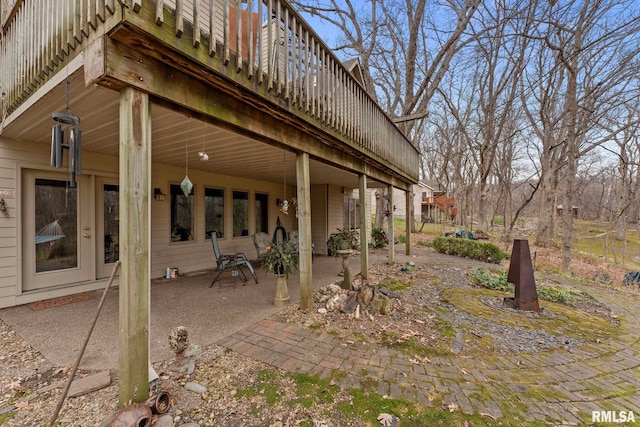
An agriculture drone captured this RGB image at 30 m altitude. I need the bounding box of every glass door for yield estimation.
[22,170,92,291]
[96,180,120,279]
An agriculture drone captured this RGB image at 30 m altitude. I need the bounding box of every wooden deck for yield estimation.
[0,0,418,185]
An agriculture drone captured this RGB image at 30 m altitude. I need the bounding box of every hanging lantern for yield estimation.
[180,175,193,196]
[181,117,193,196]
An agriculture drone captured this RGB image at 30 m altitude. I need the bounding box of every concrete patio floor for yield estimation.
[0,253,360,371]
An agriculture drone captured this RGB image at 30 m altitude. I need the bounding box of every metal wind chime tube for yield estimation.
[50,79,81,187]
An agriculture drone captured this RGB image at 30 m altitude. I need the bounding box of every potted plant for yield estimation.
[326,228,360,256]
[263,240,299,306]
[264,241,299,276]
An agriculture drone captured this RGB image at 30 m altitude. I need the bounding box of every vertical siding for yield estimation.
[326,184,344,237]
[310,184,327,254]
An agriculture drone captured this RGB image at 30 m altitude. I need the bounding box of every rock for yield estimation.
[185,381,208,393]
[326,294,348,312]
[68,370,111,398]
[378,287,401,299]
[185,344,202,357]
[352,273,364,290]
[369,293,394,315]
[340,293,358,314]
[187,357,196,375]
[358,285,375,306]
[155,414,174,427]
[317,308,327,314]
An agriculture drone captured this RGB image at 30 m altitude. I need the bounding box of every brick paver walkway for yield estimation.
[218,281,640,425]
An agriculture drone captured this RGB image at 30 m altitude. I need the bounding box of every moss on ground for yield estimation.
[440,288,618,343]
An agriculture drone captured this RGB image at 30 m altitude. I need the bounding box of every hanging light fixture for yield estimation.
[51,78,81,188]
[279,152,289,215]
[180,117,193,197]
[198,120,209,161]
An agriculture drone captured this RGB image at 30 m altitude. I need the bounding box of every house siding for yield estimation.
[0,136,320,308]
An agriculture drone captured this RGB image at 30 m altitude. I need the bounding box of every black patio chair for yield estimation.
[208,232,258,287]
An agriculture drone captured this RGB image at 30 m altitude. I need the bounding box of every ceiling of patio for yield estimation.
[2,70,388,189]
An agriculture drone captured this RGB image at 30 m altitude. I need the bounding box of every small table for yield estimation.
[217,267,239,291]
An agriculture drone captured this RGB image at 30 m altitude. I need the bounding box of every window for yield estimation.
[255,193,269,234]
[171,184,194,242]
[205,187,224,239]
[343,196,360,230]
[232,190,249,237]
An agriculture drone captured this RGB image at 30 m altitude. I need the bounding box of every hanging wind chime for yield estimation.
[180,117,193,197]
[51,78,81,187]
[198,120,209,161]
[279,152,289,215]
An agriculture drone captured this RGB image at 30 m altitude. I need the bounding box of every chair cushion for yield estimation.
[252,232,271,258]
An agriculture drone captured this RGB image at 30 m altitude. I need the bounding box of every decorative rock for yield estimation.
[187,357,196,375]
[155,414,174,427]
[358,285,375,306]
[378,287,401,299]
[369,293,394,315]
[185,381,208,394]
[68,370,111,398]
[185,344,202,358]
[317,308,328,314]
[340,293,358,314]
[326,294,348,312]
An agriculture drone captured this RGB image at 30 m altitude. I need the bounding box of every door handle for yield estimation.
[83,233,91,238]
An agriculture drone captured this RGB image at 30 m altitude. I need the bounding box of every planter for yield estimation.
[273,275,290,306]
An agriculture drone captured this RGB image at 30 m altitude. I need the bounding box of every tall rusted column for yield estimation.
[506,239,540,312]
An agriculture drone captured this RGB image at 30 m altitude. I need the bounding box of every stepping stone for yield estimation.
[68,371,111,397]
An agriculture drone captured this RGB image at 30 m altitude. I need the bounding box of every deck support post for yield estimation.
[406,189,412,255]
[359,174,369,279]
[387,184,394,264]
[296,152,313,310]
[118,87,151,406]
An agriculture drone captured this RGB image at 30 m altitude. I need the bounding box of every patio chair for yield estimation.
[251,232,271,263]
[209,232,258,287]
[289,230,314,261]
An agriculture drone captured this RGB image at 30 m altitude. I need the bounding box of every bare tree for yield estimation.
[519,0,640,270]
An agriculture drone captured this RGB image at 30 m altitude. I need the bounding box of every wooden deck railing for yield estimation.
[0,0,418,180]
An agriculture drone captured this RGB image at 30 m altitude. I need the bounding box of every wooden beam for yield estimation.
[405,189,412,256]
[118,87,151,406]
[387,183,394,265]
[296,152,312,311]
[359,174,369,279]
[92,37,414,190]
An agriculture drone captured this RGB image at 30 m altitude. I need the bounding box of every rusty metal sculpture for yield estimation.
[504,239,540,312]
[98,403,152,427]
[98,391,172,427]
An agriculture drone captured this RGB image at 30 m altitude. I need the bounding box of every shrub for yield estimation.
[432,237,508,264]
[536,285,581,304]
[371,226,388,249]
[469,268,514,292]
